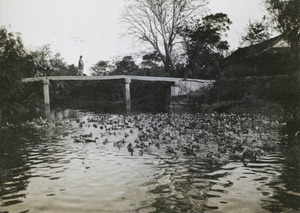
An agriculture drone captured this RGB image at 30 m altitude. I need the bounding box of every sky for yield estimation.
[0,0,270,75]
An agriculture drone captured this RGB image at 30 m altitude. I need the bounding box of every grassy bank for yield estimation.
[198,73,300,117]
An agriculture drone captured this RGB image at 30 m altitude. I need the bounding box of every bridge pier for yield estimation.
[169,81,180,113]
[42,79,51,120]
[170,81,180,96]
[124,78,131,115]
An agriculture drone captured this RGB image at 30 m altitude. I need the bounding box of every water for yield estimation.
[0,110,299,213]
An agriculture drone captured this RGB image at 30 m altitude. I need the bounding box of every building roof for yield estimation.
[221,34,289,67]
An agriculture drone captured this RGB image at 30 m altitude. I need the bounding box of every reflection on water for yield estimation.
[0,110,299,213]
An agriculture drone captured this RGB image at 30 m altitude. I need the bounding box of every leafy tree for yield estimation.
[122,0,208,75]
[112,56,139,75]
[90,60,112,76]
[0,27,35,120]
[31,45,78,76]
[30,45,53,76]
[240,17,272,46]
[65,64,78,76]
[141,51,162,68]
[266,0,300,66]
[49,53,71,76]
[140,51,165,76]
[179,13,232,79]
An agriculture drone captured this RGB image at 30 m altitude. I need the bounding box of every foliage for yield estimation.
[202,74,300,115]
[0,27,82,123]
[140,51,163,69]
[30,45,78,76]
[106,53,167,77]
[139,51,165,76]
[112,56,139,75]
[285,145,300,166]
[240,17,272,46]
[90,60,113,76]
[30,45,52,76]
[122,0,208,75]
[265,0,300,64]
[0,27,35,121]
[179,13,232,79]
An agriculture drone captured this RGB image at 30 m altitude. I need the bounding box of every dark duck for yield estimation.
[127,143,134,156]
[240,148,264,166]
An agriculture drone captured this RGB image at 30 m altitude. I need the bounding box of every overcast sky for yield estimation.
[0,0,270,74]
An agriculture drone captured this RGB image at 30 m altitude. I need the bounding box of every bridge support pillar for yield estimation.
[169,81,180,113]
[43,79,51,120]
[124,78,131,115]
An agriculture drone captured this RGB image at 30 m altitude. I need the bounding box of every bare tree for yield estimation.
[122,0,207,75]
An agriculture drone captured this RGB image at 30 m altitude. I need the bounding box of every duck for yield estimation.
[205,151,219,167]
[192,143,200,151]
[74,138,85,143]
[121,138,126,144]
[218,146,227,154]
[183,145,197,158]
[206,151,215,158]
[80,133,93,138]
[84,137,99,143]
[103,138,109,145]
[140,141,147,149]
[139,149,144,156]
[155,141,160,149]
[166,146,177,156]
[127,143,134,156]
[114,141,123,149]
[241,148,264,166]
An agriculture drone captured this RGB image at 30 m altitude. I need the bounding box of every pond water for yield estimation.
[0,110,299,213]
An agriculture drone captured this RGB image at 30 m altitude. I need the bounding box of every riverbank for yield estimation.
[199,74,300,116]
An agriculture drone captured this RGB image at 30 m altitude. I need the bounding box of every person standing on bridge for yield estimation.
[78,55,84,76]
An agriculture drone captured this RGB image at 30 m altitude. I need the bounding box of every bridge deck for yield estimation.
[21,75,214,84]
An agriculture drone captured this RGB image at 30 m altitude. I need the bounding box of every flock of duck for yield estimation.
[5,112,282,166]
[66,112,282,166]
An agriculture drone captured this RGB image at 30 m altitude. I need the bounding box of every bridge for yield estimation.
[22,75,214,119]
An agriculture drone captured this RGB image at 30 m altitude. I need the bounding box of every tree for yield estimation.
[179,13,232,79]
[31,45,78,76]
[65,64,78,76]
[49,53,69,76]
[0,27,35,120]
[266,0,300,66]
[140,51,165,76]
[122,0,207,75]
[112,56,139,75]
[90,60,112,76]
[30,45,52,76]
[240,17,271,46]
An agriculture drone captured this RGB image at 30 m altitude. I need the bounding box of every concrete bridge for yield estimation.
[22,75,214,118]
